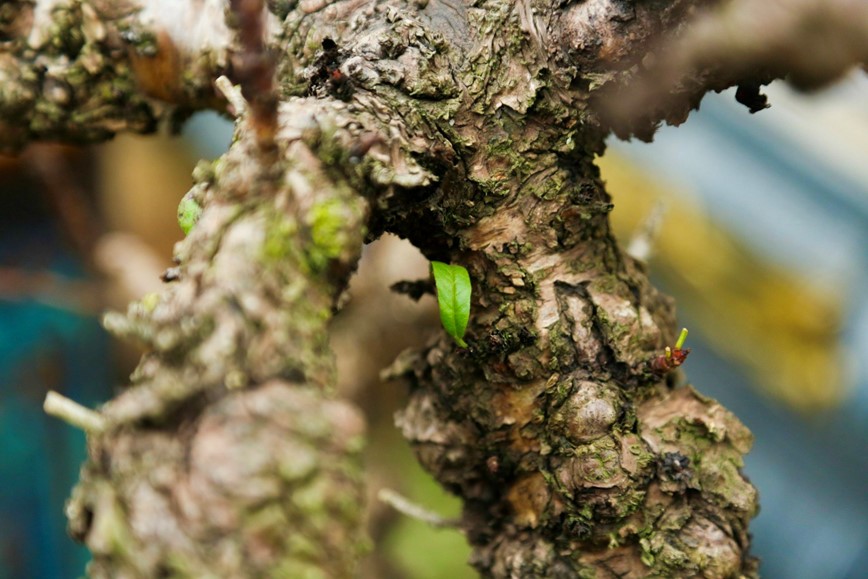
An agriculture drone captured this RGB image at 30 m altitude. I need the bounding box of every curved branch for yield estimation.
[591,0,868,138]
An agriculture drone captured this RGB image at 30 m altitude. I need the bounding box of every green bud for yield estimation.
[177,195,203,235]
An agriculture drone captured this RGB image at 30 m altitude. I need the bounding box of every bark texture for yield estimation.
[68,101,377,576]
[6,0,866,577]
[0,0,230,151]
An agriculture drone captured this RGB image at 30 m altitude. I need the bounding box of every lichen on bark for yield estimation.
[68,100,376,577]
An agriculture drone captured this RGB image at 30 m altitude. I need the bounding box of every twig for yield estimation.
[44,391,106,434]
[377,488,463,530]
[215,75,248,117]
[229,0,278,153]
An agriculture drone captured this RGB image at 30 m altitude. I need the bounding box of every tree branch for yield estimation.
[593,0,868,138]
[0,0,230,151]
[68,99,375,576]
[18,0,857,576]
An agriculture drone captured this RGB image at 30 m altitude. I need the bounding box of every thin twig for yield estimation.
[44,391,106,434]
[229,0,278,153]
[215,75,248,117]
[377,488,463,530]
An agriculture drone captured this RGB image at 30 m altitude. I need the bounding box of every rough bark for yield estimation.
[0,0,231,151]
[6,0,865,577]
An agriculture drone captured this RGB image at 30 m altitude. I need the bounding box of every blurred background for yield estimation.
[0,72,866,578]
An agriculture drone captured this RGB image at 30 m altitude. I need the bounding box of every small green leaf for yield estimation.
[177,195,202,235]
[431,261,471,347]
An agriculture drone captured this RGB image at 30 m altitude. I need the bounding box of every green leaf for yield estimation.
[431,261,471,347]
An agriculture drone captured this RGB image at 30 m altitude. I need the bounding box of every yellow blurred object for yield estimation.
[96,133,198,261]
[599,151,848,411]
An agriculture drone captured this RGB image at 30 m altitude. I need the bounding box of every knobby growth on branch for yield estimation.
[3,0,865,577]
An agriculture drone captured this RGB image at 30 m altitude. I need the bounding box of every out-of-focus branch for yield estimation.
[596,0,868,138]
[92,232,166,308]
[0,266,102,313]
[675,0,868,90]
[23,145,103,265]
[229,0,278,155]
[70,100,374,577]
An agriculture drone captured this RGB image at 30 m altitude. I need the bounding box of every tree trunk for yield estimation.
[5,0,865,577]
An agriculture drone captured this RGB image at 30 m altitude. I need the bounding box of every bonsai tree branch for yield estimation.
[0,0,232,151]
[67,99,370,576]
[8,0,863,577]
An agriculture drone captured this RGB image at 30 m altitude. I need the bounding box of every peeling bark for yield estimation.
[7,0,865,577]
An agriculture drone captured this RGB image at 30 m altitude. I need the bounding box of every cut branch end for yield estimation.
[44,391,106,434]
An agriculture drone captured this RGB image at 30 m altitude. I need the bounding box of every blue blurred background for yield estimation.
[1,72,866,578]
[604,74,868,579]
[0,148,113,579]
